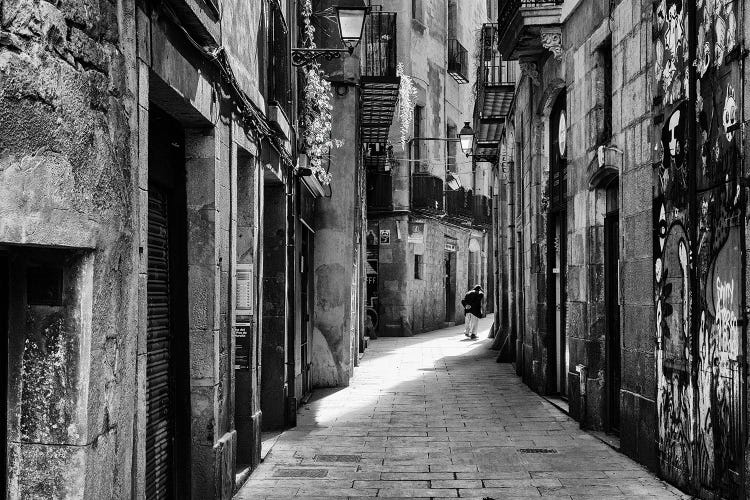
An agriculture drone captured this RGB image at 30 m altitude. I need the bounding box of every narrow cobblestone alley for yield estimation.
[235,320,687,499]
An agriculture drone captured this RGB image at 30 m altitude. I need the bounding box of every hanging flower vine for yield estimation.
[300,0,342,185]
[396,63,418,150]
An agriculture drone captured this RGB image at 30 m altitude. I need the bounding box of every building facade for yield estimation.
[366,0,494,338]
[486,0,750,497]
[0,0,369,498]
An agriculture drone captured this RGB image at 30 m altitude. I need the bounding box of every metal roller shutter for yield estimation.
[146,188,174,499]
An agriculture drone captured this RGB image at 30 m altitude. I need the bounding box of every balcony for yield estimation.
[497,0,563,60]
[472,24,517,162]
[446,188,473,220]
[411,173,444,213]
[367,171,393,212]
[448,39,469,84]
[473,195,492,227]
[360,11,400,143]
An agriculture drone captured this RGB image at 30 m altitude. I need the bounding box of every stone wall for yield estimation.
[312,84,361,387]
[0,0,138,497]
[1,0,275,496]
[494,0,681,486]
[609,0,656,470]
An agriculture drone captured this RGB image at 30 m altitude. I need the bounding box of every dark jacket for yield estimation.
[461,290,484,318]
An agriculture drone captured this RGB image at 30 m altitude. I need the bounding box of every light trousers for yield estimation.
[465,313,479,336]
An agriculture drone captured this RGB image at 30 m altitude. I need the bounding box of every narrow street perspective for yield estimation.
[2,0,750,498]
[236,320,686,499]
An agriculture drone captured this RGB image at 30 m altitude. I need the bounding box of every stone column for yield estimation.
[312,83,359,387]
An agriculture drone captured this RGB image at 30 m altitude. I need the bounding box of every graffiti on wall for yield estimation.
[653,0,743,495]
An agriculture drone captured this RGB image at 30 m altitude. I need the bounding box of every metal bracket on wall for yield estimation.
[291,48,351,67]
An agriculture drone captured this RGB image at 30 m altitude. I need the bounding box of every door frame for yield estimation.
[604,206,620,433]
[444,250,456,322]
[548,209,567,397]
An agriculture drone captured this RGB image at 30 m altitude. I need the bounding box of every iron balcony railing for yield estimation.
[446,188,473,219]
[367,171,393,211]
[362,11,398,78]
[479,24,517,86]
[499,0,565,32]
[411,173,444,212]
[473,195,492,226]
[448,39,469,84]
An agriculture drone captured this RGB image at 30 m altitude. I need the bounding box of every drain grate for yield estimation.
[314,454,361,463]
[273,468,328,478]
[518,448,558,454]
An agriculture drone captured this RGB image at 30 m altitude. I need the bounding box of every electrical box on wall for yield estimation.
[235,263,255,372]
[236,263,253,319]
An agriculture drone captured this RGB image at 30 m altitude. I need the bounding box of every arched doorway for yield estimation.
[548,93,567,397]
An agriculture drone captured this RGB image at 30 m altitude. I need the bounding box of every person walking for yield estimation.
[461,285,484,339]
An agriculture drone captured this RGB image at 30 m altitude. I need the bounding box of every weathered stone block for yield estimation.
[8,442,86,498]
[214,431,236,500]
[190,328,216,383]
[68,27,108,73]
[620,258,652,306]
[636,396,658,471]
[622,212,651,259]
[619,389,638,458]
[621,305,654,353]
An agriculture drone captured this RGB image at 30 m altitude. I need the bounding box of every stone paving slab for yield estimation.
[235,319,689,500]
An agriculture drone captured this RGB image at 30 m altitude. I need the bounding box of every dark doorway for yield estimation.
[146,105,191,499]
[444,251,456,322]
[548,92,568,397]
[234,149,259,470]
[1,252,7,500]
[261,178,288,432]
[516,230,525,376]
[604,183,620,433]
[299,226,313,401]
[550,211,568,397]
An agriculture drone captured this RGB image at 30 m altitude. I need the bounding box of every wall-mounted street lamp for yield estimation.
[458,122,475,156]
[292,2,369,67]
[446,172,462,191]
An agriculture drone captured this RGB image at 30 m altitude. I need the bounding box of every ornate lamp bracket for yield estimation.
[541,28,564,61]
[291,48,351,67]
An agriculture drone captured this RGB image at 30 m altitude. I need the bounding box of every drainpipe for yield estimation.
[576,364,587,428]
[507,158,517,371]
[285,166,296,428]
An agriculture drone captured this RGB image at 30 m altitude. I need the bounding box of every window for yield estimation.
[414,254,423,280]
[267,3,291,118]
[413,105,424,171]
[412,0,423,22]
[549,94,567,210]
[446,124,457,173]
[597,39,613,144]
[448,1,457,39]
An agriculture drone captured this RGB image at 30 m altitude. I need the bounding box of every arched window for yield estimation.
[549,94,567,210]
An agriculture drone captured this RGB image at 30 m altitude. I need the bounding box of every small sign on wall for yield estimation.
[379,230,391,245]
[235,323,251,371]
[408,222,424,244]
[236,263,253,316]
